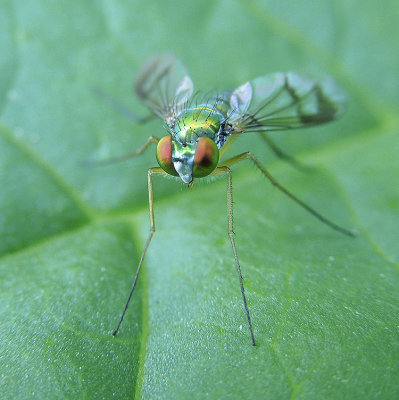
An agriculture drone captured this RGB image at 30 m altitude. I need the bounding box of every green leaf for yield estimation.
[1,0,398,399]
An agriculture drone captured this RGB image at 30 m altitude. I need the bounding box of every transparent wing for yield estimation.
[229,72,346,133]
[135,54,194,125]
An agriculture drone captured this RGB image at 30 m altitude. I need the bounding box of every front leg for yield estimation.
[211,166,256,346]
[112,167,167,336]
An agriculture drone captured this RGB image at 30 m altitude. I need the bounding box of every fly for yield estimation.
[100,54,354,346]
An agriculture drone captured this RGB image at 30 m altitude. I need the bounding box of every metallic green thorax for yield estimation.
[170,105,226,183]
[172,106,224,145]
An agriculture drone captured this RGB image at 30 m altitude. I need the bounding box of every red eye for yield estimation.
[156,135,179,176]
[193,137,219,178]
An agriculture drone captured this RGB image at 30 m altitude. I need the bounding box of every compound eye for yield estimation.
[156,135,179,176]
[193,137,219,178]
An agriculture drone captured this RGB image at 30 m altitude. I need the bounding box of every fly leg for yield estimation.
[220,152,355,237]
[84,136,159,166]
[211,166,256,346]
[259,132,311,172]
[112,167,167,336]
[93,86,155,123]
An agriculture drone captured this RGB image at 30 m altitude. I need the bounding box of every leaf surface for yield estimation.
[1,1,398,399]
